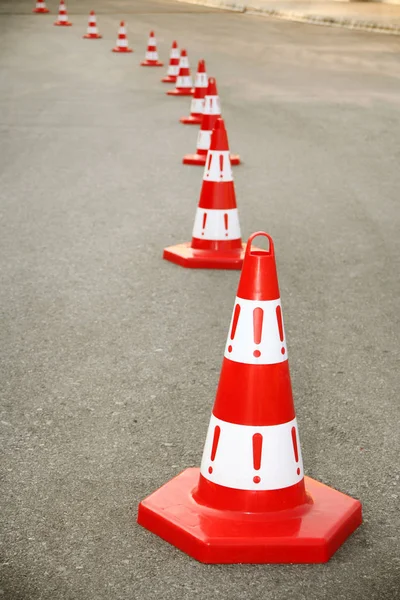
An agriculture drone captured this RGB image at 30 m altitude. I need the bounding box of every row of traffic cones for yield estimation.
[34,0,362,563]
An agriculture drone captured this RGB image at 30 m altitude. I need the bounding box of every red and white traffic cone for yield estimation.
[139,232,363,563]
[141,31,163,67]
[54,0,72,26]
[166,49,193,96]
[33,0,49,14]
[112,21,133,53]
[164,119,245,270]
[180,59,208,125]
[183,78,240,166]
[83,11,102,39]
[161,41,180,83]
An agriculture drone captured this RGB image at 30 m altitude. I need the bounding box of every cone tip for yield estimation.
[150,30,154,36]
[214,117,225,131]
[172,40,178,47]
[90,10,95,15]
[207,77,217,95]
[120,20,125,26]
[181,49,187,56]
[246,232,275,257]
[198,59,206,72]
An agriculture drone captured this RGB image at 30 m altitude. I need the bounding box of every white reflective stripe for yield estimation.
[59,14,67,21]
[203,95,221,116]
[118,39,128,47]
[171,49,180,59]
[177,75,192,88]
[192,208,240,241]
[203,150,233,182]
[224,297,288,364]
[195,73,208,88]
[119,27,126,34]
[190,97,204,114]
[90,16,97,23]
[197,128,212,151]
[180,57,189,68]
[148,37,156,45]
[145,51,158,61]
[88,26,97,34]
[167,65,179,76]
[200,414,303,491]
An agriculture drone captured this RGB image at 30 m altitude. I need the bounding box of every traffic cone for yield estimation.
[33,0,49,13]
[138,231,363,563]
[166,50,193,96]
[141,31,163,67]
[164,119,245,270]
[112,21,133,53]
[183,78,240,166]
[180,60,208,125]
[54,0,72,26]
[161,41,180,83]
[83,11,102,39]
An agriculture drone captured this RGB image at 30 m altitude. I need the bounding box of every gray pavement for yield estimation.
[1,1,400,598]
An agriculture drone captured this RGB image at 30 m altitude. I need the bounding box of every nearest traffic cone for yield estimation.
[112,21,133,53]
[180,60,208,125]
[138,231,363,563]
[166,50,193,96]
[161,41,179,83]
[54,0,72,26]
[33,0,49,13]
[164,119,245,270]
[141,31,163,67]
[183,78,240,166]
[83,11,102,39]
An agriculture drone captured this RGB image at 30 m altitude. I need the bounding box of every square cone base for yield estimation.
[183,153,241,166]
[163,242,245,270]
[54,21,72,25]
[112,47,133,53]
[141,60,164,66]
[34,8,50,13]
[167,88,193,96]
[137,468,362,564]
[180,115,202,125]
[161,75,177,83]
[83,34,102,39]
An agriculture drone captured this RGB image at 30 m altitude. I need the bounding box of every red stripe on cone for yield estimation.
[138,232,362,564]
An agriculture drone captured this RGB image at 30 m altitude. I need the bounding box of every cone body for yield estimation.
[141,32,163,66]
[167,50,193,96]
[54,1,72,25]
[33,0,49,13]
[112,22,133,52]
[139,232,362,563]
[83,12,101,38]
[161,41,179,82]
[164,119,245,270]
[180,60,208,125]
[183,78,240,165]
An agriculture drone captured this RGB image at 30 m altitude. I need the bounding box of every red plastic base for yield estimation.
[54,21,72,26]
[161,75,177,83]
[167,88,193,96]
[180,114,202,125]
[141,60,164,67]
[183,153,241,166]
[33,8,49,13]
[137,468,362,564]
[163,242,245,270]
[83,33,102,39]
[112,47,133,53]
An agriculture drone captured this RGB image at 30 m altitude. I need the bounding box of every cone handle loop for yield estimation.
[246,231,275,257]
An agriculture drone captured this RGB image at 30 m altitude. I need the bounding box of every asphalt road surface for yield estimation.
[1,1,400,598]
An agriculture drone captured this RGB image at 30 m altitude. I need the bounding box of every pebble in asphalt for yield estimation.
[1,0,399,598]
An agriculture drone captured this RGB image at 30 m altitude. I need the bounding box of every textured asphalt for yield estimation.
[1,1,400,599]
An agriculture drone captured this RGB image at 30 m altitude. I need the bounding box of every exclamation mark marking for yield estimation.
[201,212,207,236]
[208,425,221,474]
[253,307,264,358]
[206,153,212,177]
[276,304,285,355]
[252,433,263,483]
[224,213,228,237]
[291,426,301,475]
[228,303,241,353]
[220,154,224,179]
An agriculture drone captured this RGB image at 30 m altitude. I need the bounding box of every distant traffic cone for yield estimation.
[54,0,72,26]
[164,119,245,270]
[139,231,363,563]
[166,50,193,96]
[161,41,180,83]
[112,21,133,53]
[183,78,240,166]
[33,0,49,13]
[83,11,102,39]
[180,60,208,125]
[141,31,163,67]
